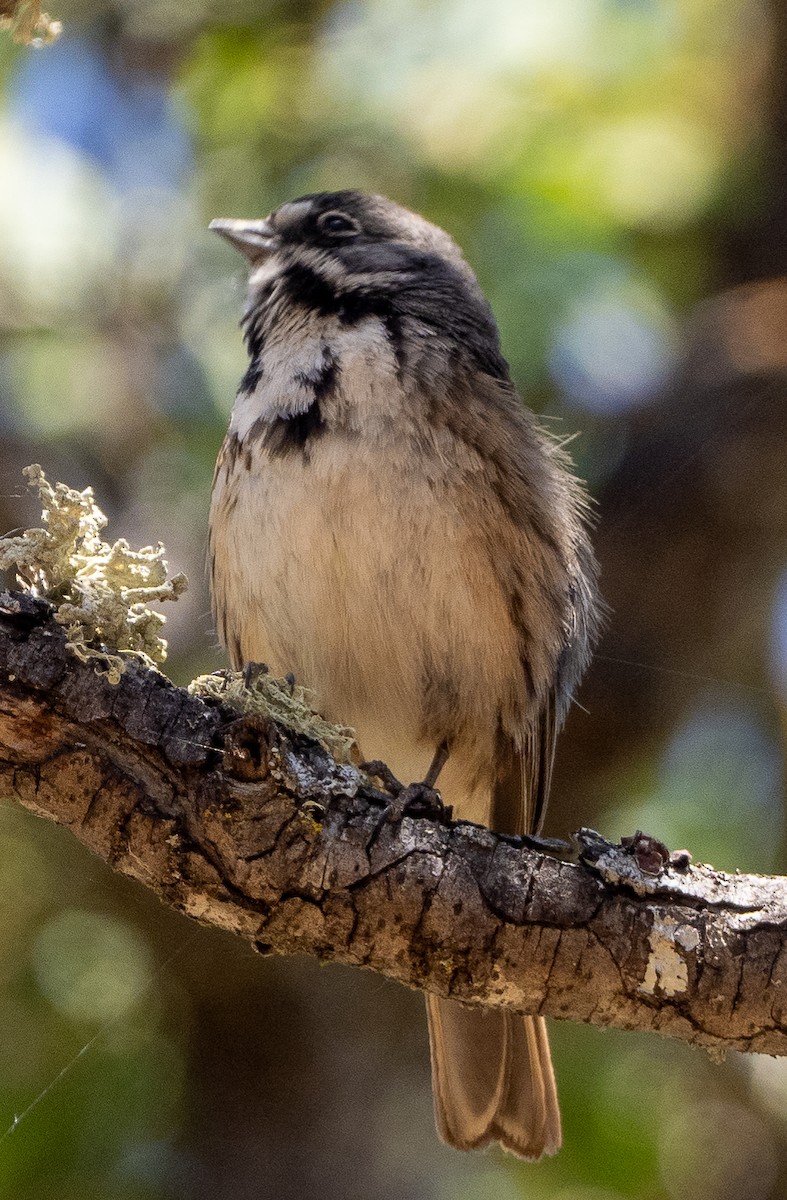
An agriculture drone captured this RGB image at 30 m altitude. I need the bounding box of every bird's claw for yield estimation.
[242,661,269,689]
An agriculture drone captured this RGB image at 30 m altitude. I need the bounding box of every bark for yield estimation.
[1,590,787,1058]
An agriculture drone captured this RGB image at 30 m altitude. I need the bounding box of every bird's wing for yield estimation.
[491,690,557,837]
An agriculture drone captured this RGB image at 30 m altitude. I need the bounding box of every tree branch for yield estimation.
[1,590,786,1057]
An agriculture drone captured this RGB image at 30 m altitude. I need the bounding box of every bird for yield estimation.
[208,190,599,1160]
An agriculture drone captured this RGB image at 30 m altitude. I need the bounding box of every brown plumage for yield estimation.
[209,191,599,1159]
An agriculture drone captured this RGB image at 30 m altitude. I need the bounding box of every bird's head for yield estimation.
[210,190,508,381]
[211,190,467,281]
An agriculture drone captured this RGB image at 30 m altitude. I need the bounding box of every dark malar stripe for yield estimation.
[282,263,398,328]
[282,263,343,317]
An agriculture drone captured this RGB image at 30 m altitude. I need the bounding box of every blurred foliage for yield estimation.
[0,1,786,1198]
[0,1,62,47]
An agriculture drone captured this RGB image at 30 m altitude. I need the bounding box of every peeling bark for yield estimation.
[1,590,787,1056]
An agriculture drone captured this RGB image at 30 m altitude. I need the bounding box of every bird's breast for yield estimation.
[210,423,522,811]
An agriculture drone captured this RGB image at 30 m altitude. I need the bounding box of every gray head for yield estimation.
[210,190,510,381]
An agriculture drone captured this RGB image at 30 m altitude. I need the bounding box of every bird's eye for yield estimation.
[317,211,360,237]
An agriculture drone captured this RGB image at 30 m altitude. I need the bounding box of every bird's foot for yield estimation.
[361,760,453,836]
[394,781,452,823]
[360,759,402,797]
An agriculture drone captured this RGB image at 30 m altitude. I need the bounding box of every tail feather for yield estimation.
[426,994,561,1160]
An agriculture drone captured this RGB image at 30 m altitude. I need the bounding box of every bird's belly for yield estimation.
[210,441,520,817]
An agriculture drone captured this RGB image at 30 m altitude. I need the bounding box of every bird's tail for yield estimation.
[426,994,561,1160]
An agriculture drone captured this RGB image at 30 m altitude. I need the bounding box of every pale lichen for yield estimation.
[0,465,187,683]
[188,667,358,765]
[0,0,61,45]
[639,913,694,998]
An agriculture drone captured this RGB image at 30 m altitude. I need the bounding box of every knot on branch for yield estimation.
[223,715,275,781]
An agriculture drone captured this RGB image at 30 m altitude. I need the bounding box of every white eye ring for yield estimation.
[317,210,361,236]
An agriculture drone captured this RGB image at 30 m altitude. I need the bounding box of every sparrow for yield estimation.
[208,190,599,1159]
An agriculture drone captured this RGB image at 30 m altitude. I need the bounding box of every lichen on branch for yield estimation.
[0,465,187,683]
[189,667,357,765]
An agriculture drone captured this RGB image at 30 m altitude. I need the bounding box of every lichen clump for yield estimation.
[0,465,187,683]
[0,1,61,45]
[189,668,357,765]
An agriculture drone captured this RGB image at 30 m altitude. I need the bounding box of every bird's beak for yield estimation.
[209,217,278,261]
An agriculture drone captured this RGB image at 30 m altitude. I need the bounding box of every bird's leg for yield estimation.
[423,741,449,789]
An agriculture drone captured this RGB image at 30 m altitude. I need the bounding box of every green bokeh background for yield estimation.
[1,1,786,1197]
